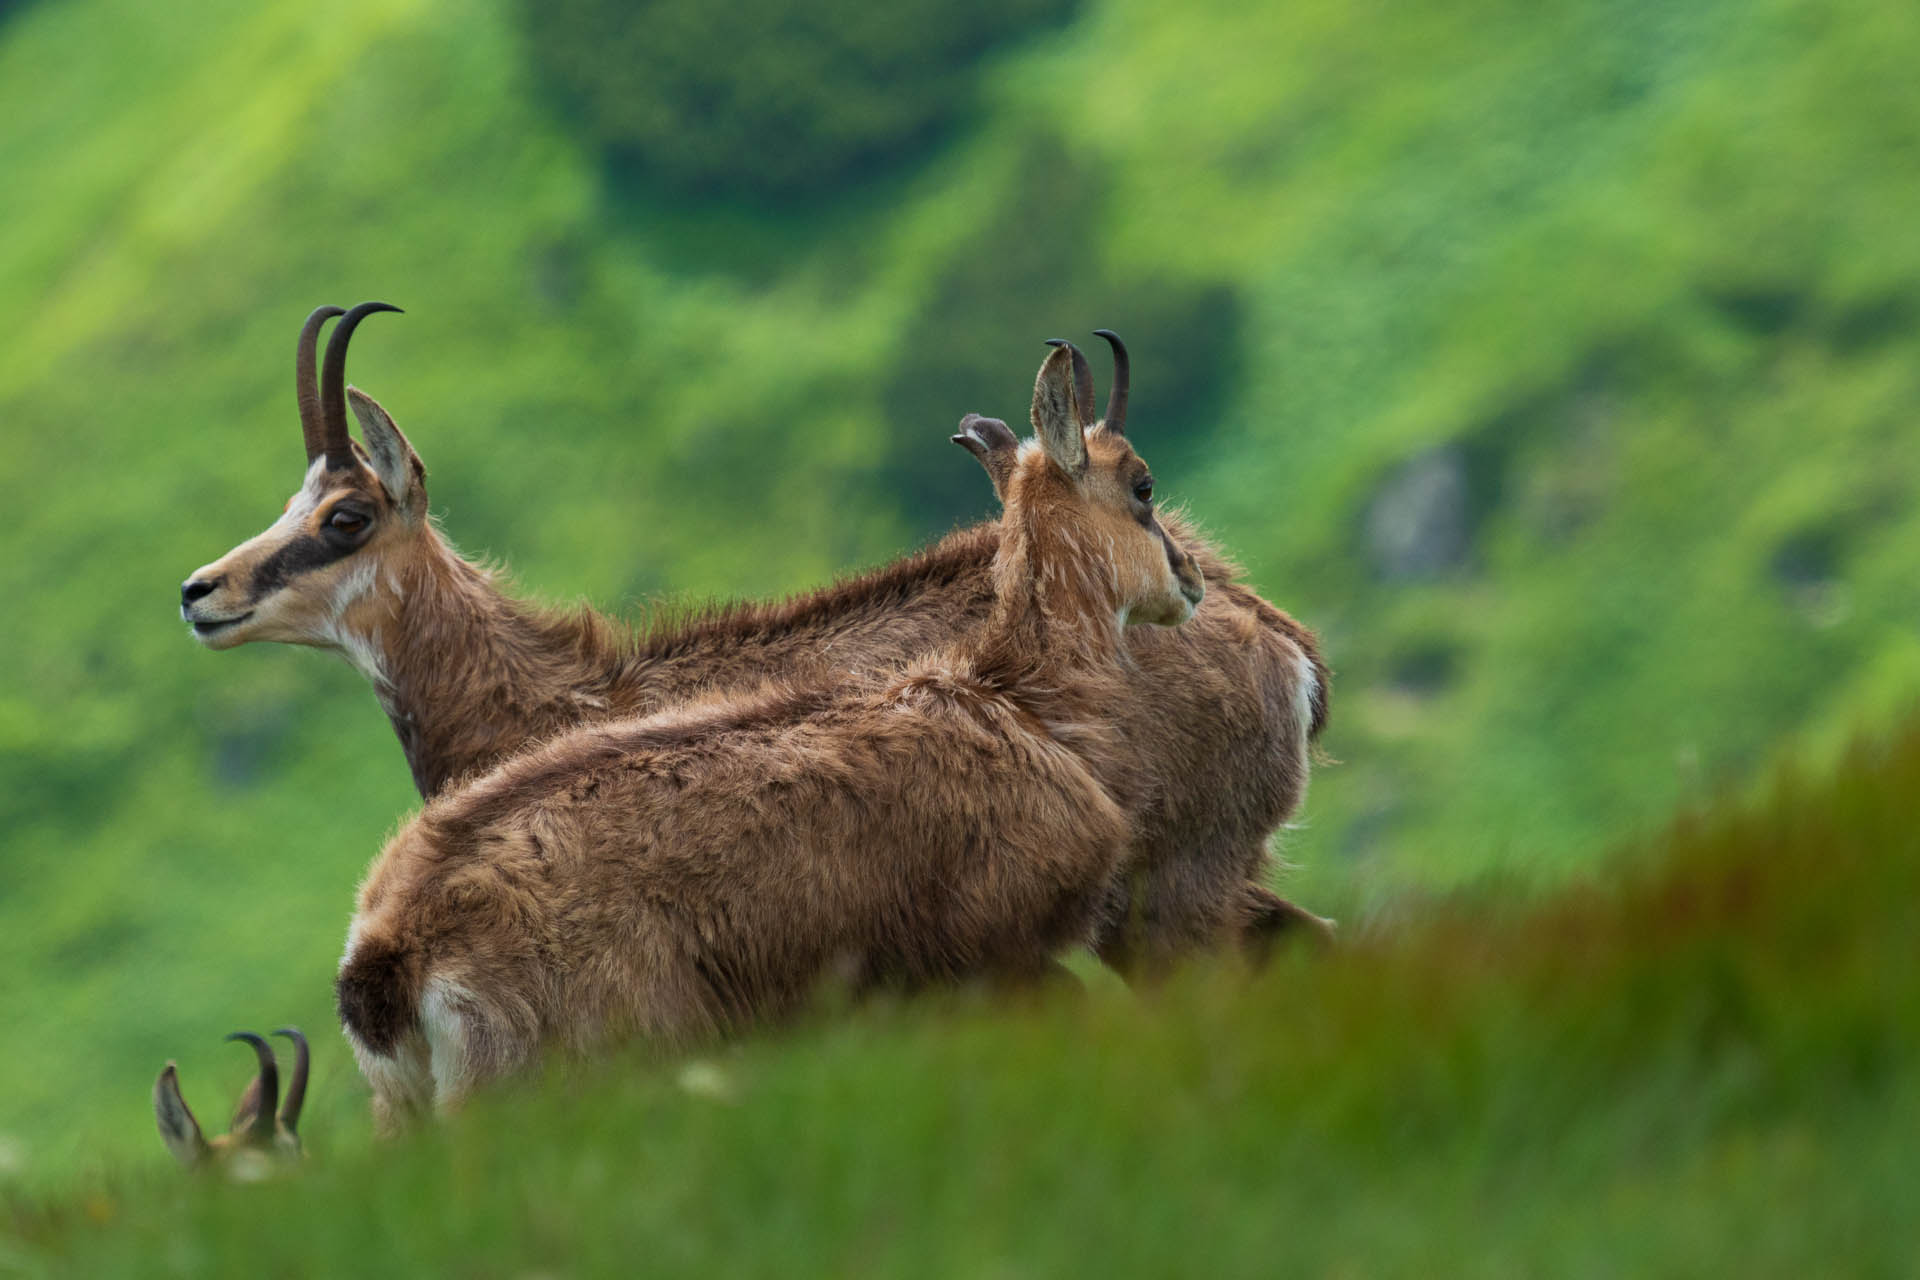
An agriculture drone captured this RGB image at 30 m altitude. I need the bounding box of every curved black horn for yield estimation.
[1092,329,1129,437]
[320,301,403,469]
[1062,339,1097,430]
[297,305,346,464]
[272,1028,309,1135]
[224,1031,279,1142]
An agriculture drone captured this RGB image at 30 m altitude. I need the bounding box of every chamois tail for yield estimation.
[337,935,434,1132]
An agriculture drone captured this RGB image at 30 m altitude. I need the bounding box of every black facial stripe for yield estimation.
[249,532,356,598]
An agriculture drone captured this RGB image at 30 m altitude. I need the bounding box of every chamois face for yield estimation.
[181,389,425,656]
[1083,424,1204,627]
[969,333,1205,630]
[182,304,422,661]
[1008,421,1204,630]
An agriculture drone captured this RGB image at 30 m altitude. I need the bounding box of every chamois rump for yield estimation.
[182,305,1331,975]
[336,342,1205,1127]
[153,1028,309,1172]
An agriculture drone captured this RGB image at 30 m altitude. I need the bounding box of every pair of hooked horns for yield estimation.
[1047,329,1130,436]
[292,305,1125,452]
[295,301,402,469]
[154,1027,309,1168]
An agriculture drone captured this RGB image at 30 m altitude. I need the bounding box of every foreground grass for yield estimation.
[6,719,1914,1277]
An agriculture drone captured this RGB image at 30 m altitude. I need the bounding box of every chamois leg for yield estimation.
[1089,868,1207,984]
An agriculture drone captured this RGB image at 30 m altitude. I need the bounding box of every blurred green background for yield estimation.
[2,0,1917,1265]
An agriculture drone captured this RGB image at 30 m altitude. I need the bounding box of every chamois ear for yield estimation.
[951,413,1021,501]
[348,387,426,509]
[153,1064,211,1169]
[1032,342,1090,476]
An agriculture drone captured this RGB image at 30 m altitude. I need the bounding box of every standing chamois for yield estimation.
[182,305,1330,976]
[336,341,1206,1127]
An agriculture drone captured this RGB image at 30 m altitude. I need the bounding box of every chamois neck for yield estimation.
[358,529,623,797]
[985,508,1125,672]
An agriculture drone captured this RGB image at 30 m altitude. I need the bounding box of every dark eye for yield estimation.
[1133,476,1154,504]
[327,508,368,535]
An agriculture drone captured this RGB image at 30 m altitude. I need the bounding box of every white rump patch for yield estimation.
[1295,651,1320,737]
[421,976,483,1109]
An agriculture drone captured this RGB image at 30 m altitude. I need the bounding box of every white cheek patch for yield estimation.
[325,561,391,688]
[301,550,399,690]
[330,559,379,614]
[335,625,389,688]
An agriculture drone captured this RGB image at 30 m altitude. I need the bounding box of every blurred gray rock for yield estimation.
[1366,445,1471,580]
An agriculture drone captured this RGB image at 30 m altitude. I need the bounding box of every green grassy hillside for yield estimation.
[1,0,1917,1193]
[8,701,1917,1275]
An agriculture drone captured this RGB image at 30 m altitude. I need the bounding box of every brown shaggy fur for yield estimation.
[183,331,1330,978]
[338,349,1209,1127]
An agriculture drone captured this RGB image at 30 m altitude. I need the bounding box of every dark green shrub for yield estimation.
[521,0,1079,201]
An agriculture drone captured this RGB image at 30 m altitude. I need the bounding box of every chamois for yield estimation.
[183,306,1330,975]
[337,342,1204,1127]
[153,1028,308,1171]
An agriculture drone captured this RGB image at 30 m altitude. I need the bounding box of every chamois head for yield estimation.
[960,330,1198,629]
[960,332,1204,631]
[153,1028,309,1173]
[180,303,426,654]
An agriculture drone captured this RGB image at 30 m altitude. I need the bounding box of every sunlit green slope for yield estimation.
[10,697,1918,1275]
[1,0,1916,1183]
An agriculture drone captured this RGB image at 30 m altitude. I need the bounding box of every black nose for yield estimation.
[181,577,220,608]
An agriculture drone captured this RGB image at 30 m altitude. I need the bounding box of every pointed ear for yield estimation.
[154,1064,211,1169]
[347,387,426,509]
[1031,344,1089,476]
[951,414,1021,501]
